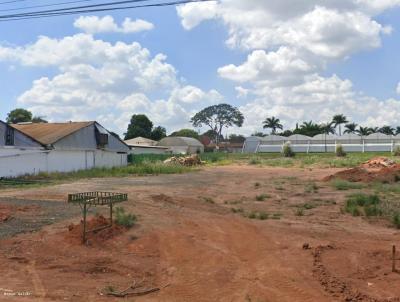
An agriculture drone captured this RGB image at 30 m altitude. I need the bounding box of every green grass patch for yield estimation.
[255,193,270,201]
[304,182,319,193]
[331,179,364,190]
[344,193,381,217]
[114,207,137,228]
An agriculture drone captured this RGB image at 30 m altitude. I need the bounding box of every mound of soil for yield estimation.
[66,215,127,244]
[324,164,400,183]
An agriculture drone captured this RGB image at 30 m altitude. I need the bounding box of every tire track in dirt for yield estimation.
[26,260,46,301]
[313,245,400,302]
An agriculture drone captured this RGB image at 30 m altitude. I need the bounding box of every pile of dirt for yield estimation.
[0,205,12,223]
[361,157,396,169]
[163,154,205,166]
[324,157,400,183]
[66,215,126,244]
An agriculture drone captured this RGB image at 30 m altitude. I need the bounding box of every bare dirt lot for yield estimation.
[1,165,400,301]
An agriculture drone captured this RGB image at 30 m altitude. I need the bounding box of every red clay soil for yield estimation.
[324,164,400,183]
[66,215,127,245]
[1,166,400,301]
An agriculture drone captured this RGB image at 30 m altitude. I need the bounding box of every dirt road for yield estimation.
[0,165,399,301]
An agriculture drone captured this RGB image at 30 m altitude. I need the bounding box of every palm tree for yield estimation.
[320,122,335,135]
[332,114,348,136]
[356,126,372,136]
[369,127,379,133]
[379,126,395,135]
[296,121,322,137]
[344,122,358,134]
[262,116,283,134]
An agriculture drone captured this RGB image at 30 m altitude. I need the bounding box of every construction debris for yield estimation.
[361,156,396,168]
[163,154,205,166]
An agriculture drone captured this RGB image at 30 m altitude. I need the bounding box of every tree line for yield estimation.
[261,114,400,137]
[6,107,399,145]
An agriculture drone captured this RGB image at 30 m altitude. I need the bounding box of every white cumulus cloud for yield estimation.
[74,15,154,34]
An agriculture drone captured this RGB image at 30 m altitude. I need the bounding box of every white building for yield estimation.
[124,137,170,155]
[0,121,129,178]
[157,137,204,154]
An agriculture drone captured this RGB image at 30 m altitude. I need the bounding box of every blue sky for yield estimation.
[1,0,400,135]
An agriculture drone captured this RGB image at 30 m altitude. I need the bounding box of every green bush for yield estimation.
[258,212,269,220]
[255,193,269,201]
[295,208,304,216]
[344,193,381,217]
[331,179,364,190]
[392,212,400,229]
[282,142,295,158]
[335,144,346,157]
[304,182,318,193]
[393,146,400,157]
[114,207,137,228]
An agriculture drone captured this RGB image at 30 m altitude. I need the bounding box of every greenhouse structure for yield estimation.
[243,133,400,153]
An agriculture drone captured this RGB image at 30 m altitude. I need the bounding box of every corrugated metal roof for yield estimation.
[12,122,94,145]
[124,137,157,146]
[157,137,204,147]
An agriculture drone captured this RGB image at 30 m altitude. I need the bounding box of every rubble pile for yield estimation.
[361,157,396,168]
[163,154,205,166]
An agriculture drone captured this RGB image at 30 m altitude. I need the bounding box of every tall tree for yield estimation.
[190,104,244,144]
[262,116,283,134]
[344,122,358,134]
[6,108,32,124]
[396,127,400,135]
[124,114,153,140]
[320,122,335,135]
[295,121,322,137]
[170,128,199,139]
[251,131,267,137]
[228,134,246,143]
[368,127,379,134]
[356,126,372,136]
[332,114,348,136]
[150,126,167,141]
[379,125,395,135]
[31,116,48,123]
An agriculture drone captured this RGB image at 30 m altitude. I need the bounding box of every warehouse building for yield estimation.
[0,121,129,177]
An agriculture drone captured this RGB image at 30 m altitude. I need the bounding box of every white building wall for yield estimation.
[0,148,127,178]
[129,147,169,155]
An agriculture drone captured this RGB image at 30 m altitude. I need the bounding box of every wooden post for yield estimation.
[110,203,113,226]
[393,245,396,273]
[82,203,87,244]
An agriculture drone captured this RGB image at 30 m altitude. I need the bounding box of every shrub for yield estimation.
[331,179,364,190]
[114,207,137,228]
[335,144,346,157]
[393,146,400,157]
[255,193,269,201]
[304,182,318,193]
[392,212,400,229]
[248,157,261,165]
[282,142,295,158]
[248,211,257,219]
[344,193,380,217]
[258,212,269,220]
[202,197,215,204]
[295,208,304,216]
[231,207,244,213]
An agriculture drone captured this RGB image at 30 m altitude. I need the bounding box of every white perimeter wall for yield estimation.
[0,149,127,178]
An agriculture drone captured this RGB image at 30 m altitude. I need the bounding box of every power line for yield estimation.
[0,0,214,21]
[0,0,33,5]
[0,0,105,12]
[0,0,150,16]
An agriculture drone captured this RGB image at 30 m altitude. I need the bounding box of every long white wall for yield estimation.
[0,149,127,178]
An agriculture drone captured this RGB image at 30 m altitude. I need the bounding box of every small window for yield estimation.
[95,128,108,148]
[5,126,14,146]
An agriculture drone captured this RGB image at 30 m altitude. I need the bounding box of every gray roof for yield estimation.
[157,136,203,147]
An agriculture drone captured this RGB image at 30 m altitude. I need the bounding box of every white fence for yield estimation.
[243,134,400,153]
